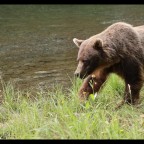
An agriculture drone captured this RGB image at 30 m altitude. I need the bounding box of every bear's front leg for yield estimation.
[116,81,143,109]
[124,82,143,105]
[78,75,93,101]
[115,83,131,109]
[78,69,109,101]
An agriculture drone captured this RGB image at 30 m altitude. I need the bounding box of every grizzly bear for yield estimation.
[73,22,144,105]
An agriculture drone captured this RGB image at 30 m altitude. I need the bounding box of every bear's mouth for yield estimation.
[79,73,88,79]
[80,69,96,79]
[80,71,94,79]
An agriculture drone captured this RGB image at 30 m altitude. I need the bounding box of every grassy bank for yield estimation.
[0,74,144,139]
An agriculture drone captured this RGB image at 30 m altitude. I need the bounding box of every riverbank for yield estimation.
[0,74,144,139]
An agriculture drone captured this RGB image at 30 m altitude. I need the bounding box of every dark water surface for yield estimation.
[0,5,144,90]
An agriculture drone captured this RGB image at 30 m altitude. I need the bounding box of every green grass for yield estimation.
[0,74,144,139]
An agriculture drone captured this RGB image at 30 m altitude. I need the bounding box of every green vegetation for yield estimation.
[0,74,144,139]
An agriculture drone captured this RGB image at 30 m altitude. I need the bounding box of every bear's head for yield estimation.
[73,37,106,79]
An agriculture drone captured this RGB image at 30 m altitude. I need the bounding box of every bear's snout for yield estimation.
[74,71,82,78]
[74,72,80,78]
[74,71,87,79]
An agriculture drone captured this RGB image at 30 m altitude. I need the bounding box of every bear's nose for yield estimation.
[74,72,80,78]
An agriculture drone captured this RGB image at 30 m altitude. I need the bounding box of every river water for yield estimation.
[0,5,144,90]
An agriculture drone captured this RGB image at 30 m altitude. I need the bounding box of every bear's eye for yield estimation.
[82,60,89,65]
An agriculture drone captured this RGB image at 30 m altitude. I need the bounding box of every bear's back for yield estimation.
[90,22,137,42]
[134,25,144,46]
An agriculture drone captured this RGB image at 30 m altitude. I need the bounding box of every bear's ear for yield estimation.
[93,38,103,50]
[73,38,84,48]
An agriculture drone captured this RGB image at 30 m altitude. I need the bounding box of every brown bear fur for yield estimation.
[73,22,144,105]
